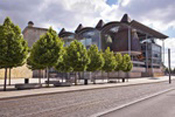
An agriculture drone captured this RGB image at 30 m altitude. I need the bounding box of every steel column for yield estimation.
[168,49,171,84]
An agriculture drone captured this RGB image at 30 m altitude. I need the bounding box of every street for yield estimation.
[101,89,175,117]
[0,81,174,117]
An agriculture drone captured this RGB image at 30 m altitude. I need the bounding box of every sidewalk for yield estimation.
[0,76,174,100]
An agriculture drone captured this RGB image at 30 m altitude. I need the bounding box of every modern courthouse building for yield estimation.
[22,14,168,78]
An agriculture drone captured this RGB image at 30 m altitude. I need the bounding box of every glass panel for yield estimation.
[78,30,100,49]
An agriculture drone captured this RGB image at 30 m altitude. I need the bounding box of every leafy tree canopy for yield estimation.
[115,53,123,71]
[27,55,45,70]
[66,40,90,72]
[30,27,64,68]
[87,44,104,72]
[122,54,133,72]
[0,17,29,68]
[55,47,73,73]
[123,62,133,72]
[102,47,117,72]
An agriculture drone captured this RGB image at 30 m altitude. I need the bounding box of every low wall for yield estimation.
[87,70,142,79]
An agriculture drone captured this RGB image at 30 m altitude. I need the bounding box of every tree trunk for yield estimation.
[118,71,120,82]
[39,70,41,85]
[92,72,96,84]
[102,71,104,82]
[75,72,77,85]
[126,72,129,82]
[67,72,70,83]
[62,73,64,83]
[8,68,11,86]
[107,72,109,83]
[47,67,50,87]
[4,68,8,91]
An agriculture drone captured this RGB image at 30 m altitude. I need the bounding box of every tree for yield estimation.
[87,44,104,84]
[30,27,63,86]
[122,54,133,81]
[114,53,123,79]
[55,47,73,82]
[27,55,45,85]
[66,40,90,85]
[0,17,29,91]
[102,47,117,80]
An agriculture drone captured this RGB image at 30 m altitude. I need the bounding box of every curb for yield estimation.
[90,88,175,117]
[0,79,172,100]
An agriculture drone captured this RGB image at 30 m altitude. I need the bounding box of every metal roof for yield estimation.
[130,20,168,39]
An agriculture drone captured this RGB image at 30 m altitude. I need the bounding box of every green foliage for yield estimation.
[102,47,117,72]
[115,53,123,71]
[55,47,73,73]
[30,27,64,68]
[0,17,29,91]
[122,54,133,73]
[87,44,104,72]
[0,17,29,68]
[123,62,133,72]
[66,40,90,72]
[27,55,45,70]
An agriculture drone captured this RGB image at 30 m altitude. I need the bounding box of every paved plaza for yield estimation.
[0,78,174,117]
[0,76,174,99]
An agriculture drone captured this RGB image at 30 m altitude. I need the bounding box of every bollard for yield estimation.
[84,79,88,85]
[24,78,29,84]
[122,78,125,82]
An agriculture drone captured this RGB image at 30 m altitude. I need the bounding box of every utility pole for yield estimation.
[168,49,171,84]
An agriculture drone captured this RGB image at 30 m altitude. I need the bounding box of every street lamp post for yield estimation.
[168,48,171,84]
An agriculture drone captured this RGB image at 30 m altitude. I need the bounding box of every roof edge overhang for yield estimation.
[59,31,75,37]
[130,20,168,40]
[76,27,97,34]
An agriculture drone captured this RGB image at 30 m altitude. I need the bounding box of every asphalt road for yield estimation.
[0,81,174,117]
[101,89,175,117]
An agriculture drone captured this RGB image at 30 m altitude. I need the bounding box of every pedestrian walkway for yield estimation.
[0,76,174,100]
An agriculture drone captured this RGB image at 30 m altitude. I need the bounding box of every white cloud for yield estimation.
[118,0,131,7]
[163,38,175,68]
[1,0,175,68]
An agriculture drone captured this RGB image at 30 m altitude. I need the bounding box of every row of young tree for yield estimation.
[0,17,133,91]
[27,27,133,86]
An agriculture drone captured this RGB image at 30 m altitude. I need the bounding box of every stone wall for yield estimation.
[0,64,33,79]
[23,27,47,47]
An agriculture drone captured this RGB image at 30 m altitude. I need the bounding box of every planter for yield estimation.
[54,82,71,87]
[15,83,41,90]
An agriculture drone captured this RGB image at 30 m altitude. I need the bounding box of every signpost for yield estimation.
[168,49,171,84]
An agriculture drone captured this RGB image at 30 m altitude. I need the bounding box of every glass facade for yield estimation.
[78,30,101,49]
[141,42,161,69]
[151,43,161,64]
[62,34,75,46]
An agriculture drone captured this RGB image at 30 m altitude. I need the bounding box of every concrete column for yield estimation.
[98,31,101,50]
[128,27,131,55]
[151,38,153,74]
[162,40,165,64]
[145,35,148,73]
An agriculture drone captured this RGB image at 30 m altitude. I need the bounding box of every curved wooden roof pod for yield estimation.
[100,21,121,51]
[100,21,141,55]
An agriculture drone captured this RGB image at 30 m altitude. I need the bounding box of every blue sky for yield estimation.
[106,0,117,5]
[0,0,175,67]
